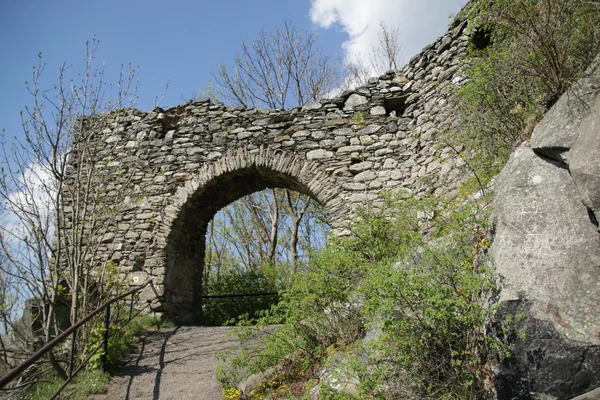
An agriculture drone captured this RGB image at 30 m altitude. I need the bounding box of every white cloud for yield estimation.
[310,0,468,70]
[1,163,56,244]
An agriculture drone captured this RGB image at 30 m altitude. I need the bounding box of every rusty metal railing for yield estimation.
[0,279,159,398]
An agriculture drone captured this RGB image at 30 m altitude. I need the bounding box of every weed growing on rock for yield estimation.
[353,112,365,128]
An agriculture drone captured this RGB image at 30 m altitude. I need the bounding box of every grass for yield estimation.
[19,369,108,400]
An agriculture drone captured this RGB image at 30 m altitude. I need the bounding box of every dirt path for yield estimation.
[94,326,237,400]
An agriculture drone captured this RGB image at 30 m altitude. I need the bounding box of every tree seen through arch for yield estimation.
[201,189,329,325]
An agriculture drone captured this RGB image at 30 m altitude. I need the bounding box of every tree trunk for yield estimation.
[267,189,279,263]
[284,190,310,273]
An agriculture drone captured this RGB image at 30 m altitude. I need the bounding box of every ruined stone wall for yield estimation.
[63,10,600,398]
[73,19,473,320]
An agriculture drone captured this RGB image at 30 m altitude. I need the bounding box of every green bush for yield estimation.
[218,194,506,398]
[202,263,282,326]
[452,0,600,186]
[469,0,600,104]
[85,313,173,370]
[357,200,497,398]
[215,224,375,389]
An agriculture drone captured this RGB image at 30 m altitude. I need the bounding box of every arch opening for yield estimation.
[201,186,329,326]
[161,157,340,324]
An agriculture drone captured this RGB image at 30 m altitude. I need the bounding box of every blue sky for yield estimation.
[0,0,466,143]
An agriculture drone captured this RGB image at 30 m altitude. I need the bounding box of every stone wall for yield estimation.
[73,18,473,321]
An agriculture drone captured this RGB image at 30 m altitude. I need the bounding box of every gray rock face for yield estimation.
[491,145,600,398]
[493,299,600,400]
[531,54,600,163]
[492,145,600,343]
[491,50,600,399]
[569,93,600,216]
[572,386,600,400]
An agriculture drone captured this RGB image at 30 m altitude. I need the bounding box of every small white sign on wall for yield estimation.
[128,271,149,285]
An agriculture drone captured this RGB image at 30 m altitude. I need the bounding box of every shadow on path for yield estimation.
[152,326,180,400]
[97,326,237,400]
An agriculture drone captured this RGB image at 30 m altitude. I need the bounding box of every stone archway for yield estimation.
[158,147,344,322]
[66,23,473,322]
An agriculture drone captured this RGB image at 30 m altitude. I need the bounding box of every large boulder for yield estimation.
[490,145,600,399]
[490,51,600,399]
[530,54,600,163]
[569,93,600,217]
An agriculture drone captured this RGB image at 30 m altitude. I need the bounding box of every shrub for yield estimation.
[85,313,173,370]
[470,0,600,105]
[19,369,108,400]
[357,200,498,398]
[202,263,282,326]
[218,194,505,398]
[452,0,600,185]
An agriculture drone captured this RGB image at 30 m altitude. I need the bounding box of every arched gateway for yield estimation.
[160,148,344,321]
[69,22,471,321]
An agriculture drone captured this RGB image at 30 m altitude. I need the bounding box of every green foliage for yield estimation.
[470,0,600,103]
[19,369,108,400]
[319,384,356,400]
[453,0,600,186]
[215,229,371,389]
[218,194,505,398]
[353,112,365,128]
[202,263,281,326]
[85,313,172,370]
[203,188,330,326]
[358,201,497,398]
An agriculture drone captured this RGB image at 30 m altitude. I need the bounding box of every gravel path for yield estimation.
[93,326,237,400]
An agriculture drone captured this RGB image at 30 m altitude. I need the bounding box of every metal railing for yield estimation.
[0,279,159,399]
[201,292,279,299]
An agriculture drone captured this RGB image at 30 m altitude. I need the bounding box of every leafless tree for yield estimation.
[0,37,142,383]
[214,21,343,109]
[344,21,403,88]
[373,21,402,72]
[203,189,328,293]
[205,22,338,299]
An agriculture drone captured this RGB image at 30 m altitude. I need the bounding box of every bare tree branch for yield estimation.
[214,21,342,109]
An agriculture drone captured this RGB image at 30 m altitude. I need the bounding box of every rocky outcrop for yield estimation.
[569,91,600,218]
[491,54,600,399]
[530,55,600,164]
